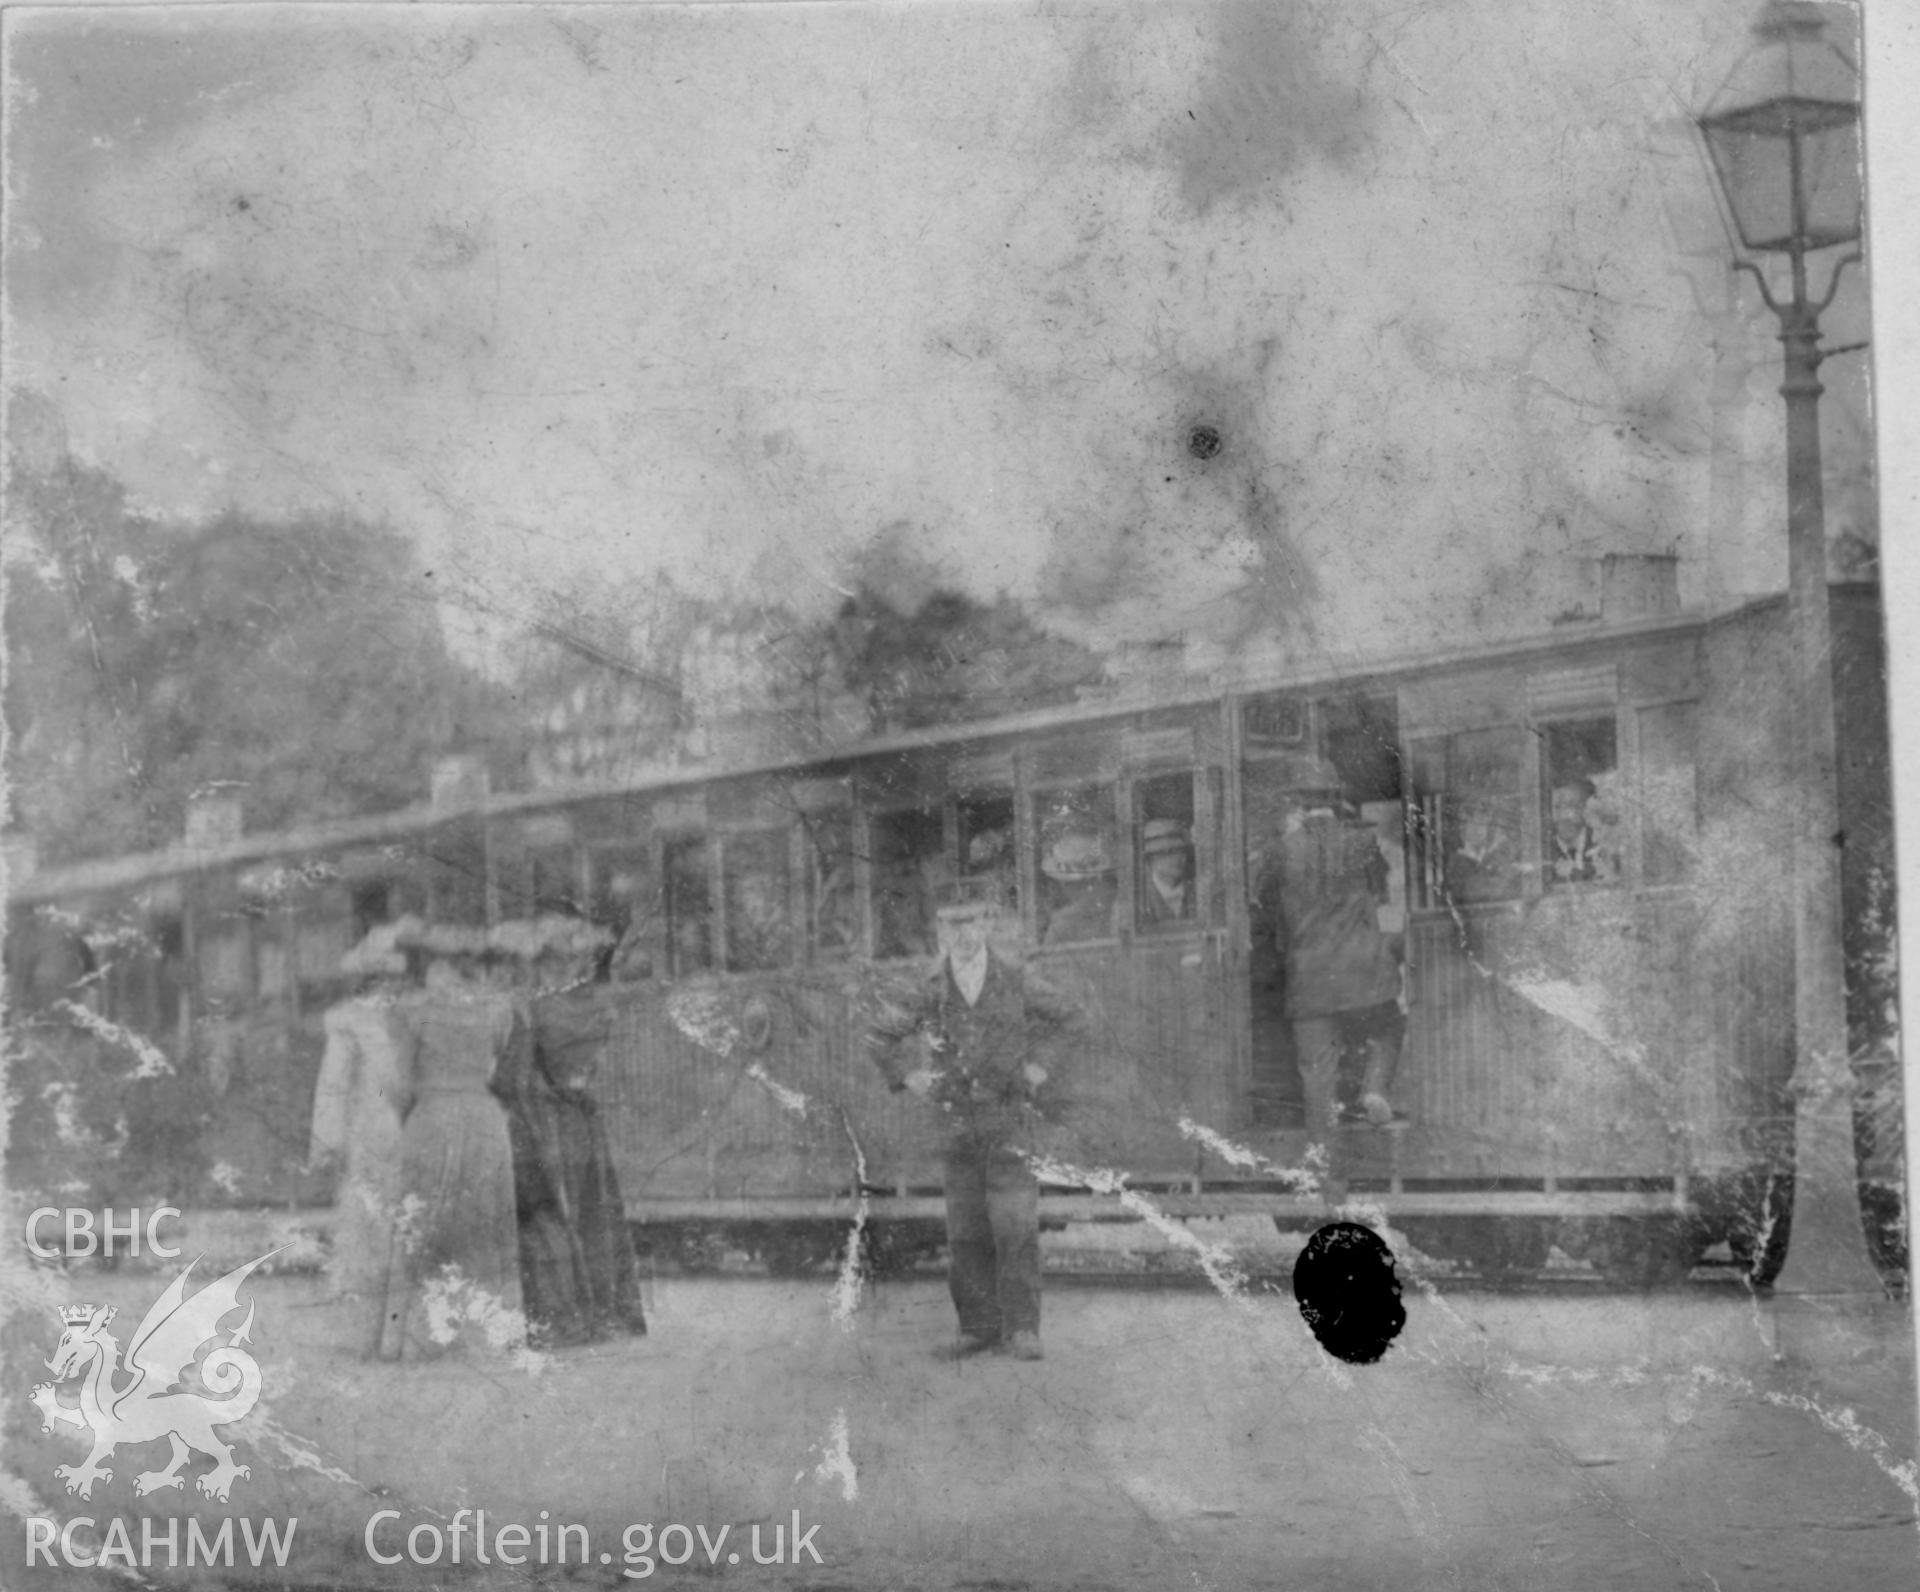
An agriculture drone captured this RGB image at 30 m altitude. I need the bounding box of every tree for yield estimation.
[5,449,506,863]
[826,585,1105,734]
[5,452,156,856]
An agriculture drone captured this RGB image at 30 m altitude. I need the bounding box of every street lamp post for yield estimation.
[1695,1,1881,1293]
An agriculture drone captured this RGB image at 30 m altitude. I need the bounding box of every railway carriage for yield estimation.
[6,586,1901,1285]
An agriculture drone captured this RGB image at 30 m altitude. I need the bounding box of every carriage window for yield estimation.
[1639,703,1698,885]
[803,813,860,962]
[1036,786,1118,946]
[871,809,943,960]
[425,821,488,925]
[722,831,794,973]
[1133,773,1197,932]
[1322,693,1402,805]
[1360,801,1408,934]
[958,793,1018,912]
[150,915,186,1035]
[528,846,581,918]
[199,922,251,1003]
[1542,718,1621,888]
[591,845,655,981]
[255,926,290,1002]
[663,837,713,975]
[298,918,353,988]
[1411,728,1526,908]
[1243,694,1308,751]
[350,882,391,940]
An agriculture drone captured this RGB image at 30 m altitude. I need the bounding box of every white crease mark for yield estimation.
[1503,971,1670,1098]
[811,1408,858,1502]
[669,990,811,1118]
[1176,1116,1322,1196]
[1485,1355,1918,1512]
[51,999,174,1077]
[1022,1152,1251,1304]
[829,1110,871,1330]
[1504,973,1614,1045]
[665,988,739,1057]
[40,1081,126,1155]
[747,1061,809,1116]
[58,913,156,958]
[417,1267,545,1371]
[1432,890,1670,1099]
[231,860,339,901]
[248,1413,367,1490]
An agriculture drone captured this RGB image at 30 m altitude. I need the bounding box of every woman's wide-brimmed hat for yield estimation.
[389,914,614,962]
[487,915,616,961]
[390,917,488,960]
[1041,824,1112,881]
[339,921,408,978]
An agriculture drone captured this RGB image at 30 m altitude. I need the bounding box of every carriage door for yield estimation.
[1117,734,1232,1160]
[1240,691,1403,1130]
[1324,694,1408,1117]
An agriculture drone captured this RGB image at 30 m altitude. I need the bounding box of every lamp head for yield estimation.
[1696,2,1861,256]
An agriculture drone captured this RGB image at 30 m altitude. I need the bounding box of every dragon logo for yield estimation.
[29,1248,278,1503]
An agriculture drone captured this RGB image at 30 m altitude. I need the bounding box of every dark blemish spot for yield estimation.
[1293,1222,1405,1365]
[234,197,250,213]
[1187,424,1222,460]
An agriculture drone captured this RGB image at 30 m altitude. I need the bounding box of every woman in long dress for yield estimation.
[497,950,648,1345]
[376,943,526,1360]
[308,929,412,1354]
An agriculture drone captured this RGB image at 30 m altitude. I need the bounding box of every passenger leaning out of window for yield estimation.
[1548,778,1620,886]
[1138,819,1196,927]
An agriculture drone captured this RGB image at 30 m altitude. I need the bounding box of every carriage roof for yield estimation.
[6,594,1789,908]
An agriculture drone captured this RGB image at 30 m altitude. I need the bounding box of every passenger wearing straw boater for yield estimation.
[866,879,1081,1361]
[1137,818,1196,927]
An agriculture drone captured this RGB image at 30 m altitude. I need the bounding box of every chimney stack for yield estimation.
[431,755,491,810]
[1601,554,1680,622]
[184,794,245,849]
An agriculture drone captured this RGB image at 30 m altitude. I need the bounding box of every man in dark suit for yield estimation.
[1258,757,1406,1145]
[867,885,1080,1360]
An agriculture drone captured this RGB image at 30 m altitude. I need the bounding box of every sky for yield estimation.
[1,0,1880,675]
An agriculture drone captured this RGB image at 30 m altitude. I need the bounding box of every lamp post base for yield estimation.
[1763,1288,1907,1373]
[1772,1056,1885,1296]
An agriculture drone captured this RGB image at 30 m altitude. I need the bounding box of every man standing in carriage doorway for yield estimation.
[1259,755,1408,1172]
[867,882,1081,1361]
